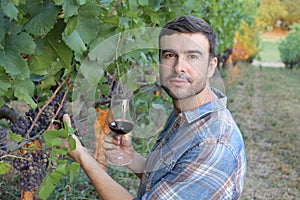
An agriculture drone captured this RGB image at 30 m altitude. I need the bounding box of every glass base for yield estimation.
[106,152,132,166]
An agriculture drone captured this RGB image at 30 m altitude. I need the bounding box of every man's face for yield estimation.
[159,33,216,100]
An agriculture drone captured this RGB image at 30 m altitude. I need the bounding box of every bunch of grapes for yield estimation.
[0,128,7,152]
[10,91,67,138]
[0,128,7,161]
[10,91,68,192]
[13,151,49,191]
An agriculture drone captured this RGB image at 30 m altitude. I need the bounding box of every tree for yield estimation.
[280,0,300,27]
[257,0,287,29]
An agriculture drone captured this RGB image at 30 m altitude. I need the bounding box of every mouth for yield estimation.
[169,78,189,86]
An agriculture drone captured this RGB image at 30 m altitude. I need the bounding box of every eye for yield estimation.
[163,52,177,59]
[189,54,198,60]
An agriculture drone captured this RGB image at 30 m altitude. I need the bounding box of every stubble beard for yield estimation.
[161,77,207,100]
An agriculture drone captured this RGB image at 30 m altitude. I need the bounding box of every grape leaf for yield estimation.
[62,30,87,53]
[0,49,30,79]
[38,170,63,200]
[24,2,59,36]
[0,71,11,95]
[76,0,86,5]
[62,0,79,19]
[38,181,55,200]
[9,32,36,54]
[1,2,18,21]
[0,32,34,79]
[69,162,80,182]
[55,161,69,174]
[138,0,149,6]
[12,79,36,109]
[68,136,76,151]
[29,21,72,75]
[64,15,78,35]
[79,59,104,85]
[7,131,22,142]
[62,1,101,52]
[0,161,10,175]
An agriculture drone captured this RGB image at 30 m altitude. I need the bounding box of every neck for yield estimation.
[173,85,217,115]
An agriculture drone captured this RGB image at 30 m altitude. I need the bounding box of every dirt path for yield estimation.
[225,65,300,199]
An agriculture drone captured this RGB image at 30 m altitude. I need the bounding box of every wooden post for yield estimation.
[93,108,111,170]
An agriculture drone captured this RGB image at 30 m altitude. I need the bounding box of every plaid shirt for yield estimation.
[134,89,246,200]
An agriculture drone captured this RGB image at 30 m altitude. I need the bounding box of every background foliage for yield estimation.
[257,0,300,29]
[278,24,300,69]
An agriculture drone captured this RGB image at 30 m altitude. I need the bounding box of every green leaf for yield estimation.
[62,0,79,19]
[79,59,104,85]
[76,0,86,5]
[62,30,87,53]
[38,180,55,200]
[54,147,68,155]
[55,162,68,174]
[138,0,149,6]
[0,49,30,79]
[63,121,76,135]
[64,15,78,35]
[7,131,22,142]
[2,2,19,21]
[0,72,11,94]
[128,0,139,10]
[62,2,101,51]
[102,15,119,25]
[125,10,138,19]
[9,32,36,54]
[38,170,63,200]
[29,21,72,75]
[0,161,11,175]
[69,162,80,182]
[24,2,59,36]
[143,8,160,24]
[44,129,68,147]
[68,136,76,151]
[0,31,34,80]
[12,79,36,108]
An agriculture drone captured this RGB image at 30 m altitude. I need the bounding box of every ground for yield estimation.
[260,28,287,41]
[224,64,300,200]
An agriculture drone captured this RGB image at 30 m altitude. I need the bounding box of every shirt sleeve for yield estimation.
[139,142,241,200]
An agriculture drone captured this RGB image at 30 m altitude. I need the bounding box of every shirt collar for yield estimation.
[182,88,227,124]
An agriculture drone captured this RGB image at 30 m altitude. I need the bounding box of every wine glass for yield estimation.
[107,86,134,166]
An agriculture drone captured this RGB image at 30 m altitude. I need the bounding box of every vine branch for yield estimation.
[24,78,69,138]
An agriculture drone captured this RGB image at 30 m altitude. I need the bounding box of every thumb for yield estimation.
[63,114,72,128]
[121,136,131,147]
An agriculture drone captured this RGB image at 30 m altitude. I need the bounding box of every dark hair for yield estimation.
[159,16,217,57]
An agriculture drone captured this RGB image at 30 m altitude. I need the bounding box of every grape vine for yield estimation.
[0,0,258,199]
[4,89,68,196]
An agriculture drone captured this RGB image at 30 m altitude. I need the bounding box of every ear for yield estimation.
[208,57,218,78]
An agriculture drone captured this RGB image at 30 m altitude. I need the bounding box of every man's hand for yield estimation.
[61,114,87,163]
[103,134,135,165]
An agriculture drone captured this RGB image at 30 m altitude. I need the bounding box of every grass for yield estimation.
[257,39,283,62]
[224,63,300,199]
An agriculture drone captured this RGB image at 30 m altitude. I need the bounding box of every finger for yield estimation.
[102,141,118,150]
[63,114,72,127]
[104,135,120,146]
[120,136,131,147]
[103,135,113,143]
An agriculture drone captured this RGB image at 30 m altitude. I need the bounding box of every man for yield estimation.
[64,15,246,199]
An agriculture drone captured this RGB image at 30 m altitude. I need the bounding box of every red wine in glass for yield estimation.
[109,120,134,135]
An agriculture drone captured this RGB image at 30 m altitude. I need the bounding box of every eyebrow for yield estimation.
[161,49,204,56]
[184,50,203,55]
[161,49,177,55]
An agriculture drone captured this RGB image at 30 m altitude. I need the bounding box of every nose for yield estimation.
[174,55,187,74]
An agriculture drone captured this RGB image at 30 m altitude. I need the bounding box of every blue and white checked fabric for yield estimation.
[134,88,246,200]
